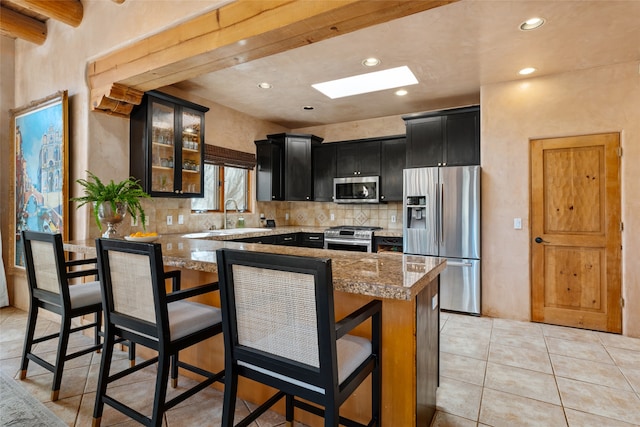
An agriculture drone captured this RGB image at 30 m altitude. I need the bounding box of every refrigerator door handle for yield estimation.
[446,260,474,267]
[440,182,445,244]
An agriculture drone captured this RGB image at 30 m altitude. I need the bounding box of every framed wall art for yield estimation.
[12,91,69,268]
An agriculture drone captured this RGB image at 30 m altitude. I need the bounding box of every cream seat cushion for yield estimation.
[68,281,102,309]
[239,334,372,395]
[168,301,222,341]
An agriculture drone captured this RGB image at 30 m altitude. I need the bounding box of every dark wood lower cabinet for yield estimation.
[416,276,440,425]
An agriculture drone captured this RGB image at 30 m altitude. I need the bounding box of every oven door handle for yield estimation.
[323,237,372,251]
[324,238,369,246]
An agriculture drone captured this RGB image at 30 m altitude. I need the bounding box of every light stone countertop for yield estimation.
[65,231,441,301]
[176,226,402,240]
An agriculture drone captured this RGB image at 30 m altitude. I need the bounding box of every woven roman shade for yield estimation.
[204,144,256,170]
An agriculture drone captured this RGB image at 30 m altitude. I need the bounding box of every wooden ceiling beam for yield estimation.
[10,0,83,27]
[0,5,46,45]
[88,0,455,117]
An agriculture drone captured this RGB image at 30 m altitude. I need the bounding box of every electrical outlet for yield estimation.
[167,215,173,225]
[285,212,289,220]
[131,216,138,226]
[330,213,335,221]
[391,215,396,223]
[178,215,184,225]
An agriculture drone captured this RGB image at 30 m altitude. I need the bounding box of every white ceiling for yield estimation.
[172,0,640,129]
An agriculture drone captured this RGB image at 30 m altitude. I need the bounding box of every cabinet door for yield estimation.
[284,136,312,201]
[444,110,480,166]
[255,141,282,201]
[380,138,405,201]
[313,144,336,201]
[149,98,177,195]
[406,116,443,168]
[336,140,380,176]
[179,107,205,196]
[130,92,207,198]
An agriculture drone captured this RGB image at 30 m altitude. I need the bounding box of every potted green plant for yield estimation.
[71,171,150,237]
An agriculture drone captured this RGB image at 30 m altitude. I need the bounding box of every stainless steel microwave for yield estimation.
[333,176,379,204]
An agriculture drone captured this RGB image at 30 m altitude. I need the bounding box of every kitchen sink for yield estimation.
[182,228,266,238]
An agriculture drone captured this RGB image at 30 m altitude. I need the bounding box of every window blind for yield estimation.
[204,145,256,170]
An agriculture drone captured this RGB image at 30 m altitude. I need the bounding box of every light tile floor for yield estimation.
[434,311,640,427]
[2,306,639,426]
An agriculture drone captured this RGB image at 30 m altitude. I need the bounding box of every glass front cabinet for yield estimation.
[130,91,209,197]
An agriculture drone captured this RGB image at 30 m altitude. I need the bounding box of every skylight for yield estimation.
[312,66,418,99]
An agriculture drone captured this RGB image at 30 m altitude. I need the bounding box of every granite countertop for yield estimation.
[179,226,402,240]
[65,231,441,301]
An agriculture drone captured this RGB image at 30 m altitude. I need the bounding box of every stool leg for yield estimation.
[128,341,136,367]
[20,305,38,380]
[171,351,178,388]
[93,328,116,425]
[151,349,171,426]
[51,315,72,401]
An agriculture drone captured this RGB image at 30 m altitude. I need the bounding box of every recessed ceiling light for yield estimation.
[395,89,408,96]
[302,106,314,110]
[519,67,537,75]
[362,57,380,67]
[257,82,272,89]
[520,17,545,31]
[312,66,418,99]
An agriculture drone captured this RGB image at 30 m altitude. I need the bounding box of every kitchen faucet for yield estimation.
[224,199,239,229]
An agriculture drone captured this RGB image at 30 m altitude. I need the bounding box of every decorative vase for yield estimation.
[96,202,127,238]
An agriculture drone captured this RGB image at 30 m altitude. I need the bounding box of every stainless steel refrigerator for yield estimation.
[403,166,481,315]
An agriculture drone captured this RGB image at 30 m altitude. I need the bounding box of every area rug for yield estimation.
[0,371,67,427]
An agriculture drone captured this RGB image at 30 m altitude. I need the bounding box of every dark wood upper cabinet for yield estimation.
[255,133,323,201]
[336,140,381,177]
[404,106,480,168]
[444,110,480,166]
[130,91,208,198]
[380,137,406,201]
[313,144,336,202]
[255,139,282,201]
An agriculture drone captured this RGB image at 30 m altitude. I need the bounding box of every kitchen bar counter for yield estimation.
[65,233,440,301]
[64,234,445,426]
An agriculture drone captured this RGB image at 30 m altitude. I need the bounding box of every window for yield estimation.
[191,164,249,212]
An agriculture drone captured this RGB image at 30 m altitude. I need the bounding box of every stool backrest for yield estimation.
[96,239,167,341]
[21,231,68,304]
[216,249,337,392]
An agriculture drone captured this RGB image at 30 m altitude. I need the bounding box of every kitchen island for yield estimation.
[65,234,445,426]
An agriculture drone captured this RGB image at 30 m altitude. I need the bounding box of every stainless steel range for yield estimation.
[323,226,382,252]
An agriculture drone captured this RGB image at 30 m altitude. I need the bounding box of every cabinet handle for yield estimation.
[308,236,320,240]
[306,196,310,200]
[381,195,385,200]
[442,162,447,166]
[174,190,179,194]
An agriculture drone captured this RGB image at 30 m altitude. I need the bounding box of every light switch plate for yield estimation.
[330,213,335,221]
[391,215,397,223]
[178,215,184,225]
[167,215,173,225]
[514,218,522,229]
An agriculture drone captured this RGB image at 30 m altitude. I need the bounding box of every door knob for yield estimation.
[534,237,549,244]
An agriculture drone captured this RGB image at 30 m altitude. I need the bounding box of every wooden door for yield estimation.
[531,133,622,333]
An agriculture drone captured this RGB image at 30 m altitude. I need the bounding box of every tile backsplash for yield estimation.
[119,198,403,236]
